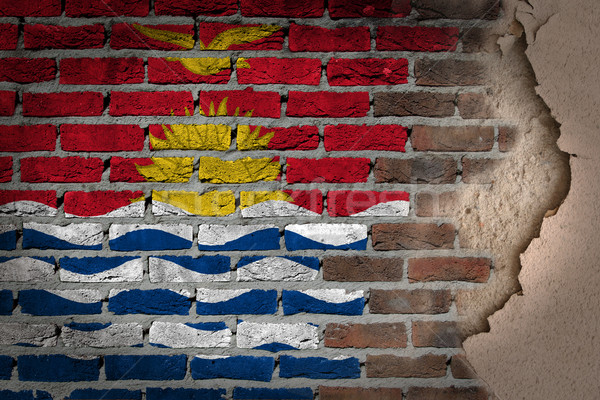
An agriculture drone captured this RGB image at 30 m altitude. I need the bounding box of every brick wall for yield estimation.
[0,0,505,398]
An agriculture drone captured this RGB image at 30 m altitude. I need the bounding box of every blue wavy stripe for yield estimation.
[0,355,12,380]
[108,289,190,315]
[237,256,320,271]
[191,356,274,382]
[65,322,111,332]
[0,290,12,315]
[233,387,313,400]
[254,342,298,352]
[66,389,141,400]
[198,228,280,251]
[59,257,138,275]
[19,290,101,316]
[154,255,230,274]
[279,355,360,379]
[110,229,192,251]
[284,230,367,251]
[0,390,53,400]
[146,388,226,400]
[282,291,364,316]
[23,229,101,250]
[105,355,186,381]
[196,290,277,315]
[18,355,100,382]
[0,230,16,250]
[185,322,228,331]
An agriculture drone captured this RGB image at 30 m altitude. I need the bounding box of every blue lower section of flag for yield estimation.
[154,255,230,274]
[279,355,360,379]
[104,355,187,381]
[282,291,364,315]
[284,231,367,251]
[0,355,13,380]
[66,389,141,400]
[191,356,274,382]
[108,289,190,315]
[185,322,228,331]
[233,387,313,400]
[22,229,101,250]
[196,290,277,315]
[110,230,192,251]
[0,390,53,400]
[254,342,298,352]
[19,290,101,316]
[237,256,320,270]
[146,388,226,400]
[0,230,16,250]
[18,355,100,382]
[65,322,111,332]
[198,228,280,251]
[0,290,12,315]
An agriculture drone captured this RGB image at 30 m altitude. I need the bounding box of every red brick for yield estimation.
[286,158,370,183]
[21,157,103,183]
[199,88,280,118]
[325,323,407,348]
[61,125,144,152]
[287,91,369,118]
[407,386,488,400]
[327,58,408,86]
[370,289,452,314]
[111,23,194,50]
[329,0,410,17]
[109,157,193,183]
[462,158,501,184]
[289,24,370,52]
[64,190,144,217]
[413,321,462,347]
[0,91,15,116]
[24,25,105,49]
[0,157,12,182]
[408,257,491,283]
[366,354,447,378]
[238,125,319,150]
[0,0,60,16]
[241,0,324,17]
[415,192,457,217]
[377,26,459,51]
[60,58,144,85]
[415,59,487,86]
[0,24,18,50]
[499,126,517,152]
[411,126,494,152]
[323,256,403,282]
[374,157,458,184]
[0,58,56,83]
[458,92,497,119]
[413,0,500,19]
[22,92,104,117]
[155,0,237,16]
[0,190,57,208]
[327,191,409,217]
[0,125,57,152]
[148,58,231,84]
[110,91,193,116]
[374,92,456,118]
[320,387,403,400]
[199,23,283,51]
[451,354,477,379]
[324,124,407,151]
[372,223,455,250]
[237,58,321,85]
[65,0,149,17]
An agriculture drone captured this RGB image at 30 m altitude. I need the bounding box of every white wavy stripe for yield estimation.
[109,224,192,241]
[299,289,364,303]
[286,224,367,246]
[241,200,321,218]
[0,201,57,216]
[24,222,103,246]
[65,202,145,218]
[151,200,193,216]
[149,322,231,348]
[45,289,102,304]
[149,257,230,283]
[196,289,252,303]
[351,200,410,217]
[63,323,143,348]
[0,257,54,282]
[108,288,192,298]
[0,224,15,234]
[237,257,318,282]
[59,259,143,283]
[197,224,278,246]
[237,321,318,350]
[194,355,228,360]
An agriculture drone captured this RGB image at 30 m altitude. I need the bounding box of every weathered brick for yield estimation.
[0,190,57,216]
[288,91,369,118]
[282,289,364,315]
[0,125,56,152]
[199,23,283,51]
[110,91,193,116]
[499,126,518,152]
[150,321,231,348]
[458,92,497,119]
[60,256,143,282]
[196,289,277,314]
[279,356,360,379]
[0,0,60,16]
[413,321,462,347]
[237,57,321,85]
[287,158,370,183]
[370,289,452,314]
[462,158,501,184]
[415,191,457,217]
[237,321,318,351]
[413,0,500,19]
[411,125,495,151]
[237,125,319,150]
[289,24,370,52]
[329,0,410,17]
[60,58,144,85]
[377,26,459,51]
[241,0,324,17]
[62,322,143,347]
[111,23,195,50]
[0,24,17,49]
[19,289,102,315]
[0,323,58,347]
[327,191,409,217]
[328,58,408,86]
[324,124,407,151]
[0,256,55,282]
[366,354,447,378]
[285,224,367,251]
[463,28,501,53]
[374,157,457,184]
[407,387,488,400]
[61,125,144,152]
[320,387,403,400]
[451,353,478,379]
[0,91,15,116]
[323,256,403,281]
[0,58,56,83]
[148,57,231,84]
[191,355,274,381]
[156,0,236,15]
[0,157,11,182]
[200,88,280,118]
[18,355,100,382]
[23,223,103,250]
[65,0,149,17]
[21,157,103,183]
[408,257,491,282]
[109,224,193,251]
[64,191,145,218]
[373,92,455,117]
[109,288,192,315]
[23,92,104,117]
[372,223,455,250]
[24,25,105,49]
[325,323,407,348]
[105,355,186,380]
[416,59,487,86]
[237,256,319,281]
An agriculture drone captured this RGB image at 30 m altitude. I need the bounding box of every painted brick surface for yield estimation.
[18,355,100,381]
[0,58,55,83]
[0,323,58,346]
[23,92,104,117]
[21,157,103,183]
[108,289,192,315]
[24,25,105,49]
[0,90,15,115]
[279,356,360,379]
[104,355,186,380]
[62,322,143,347]
[65,0,149,17]
[60,58,144,85]
[61,125,144,152]
[0,190,57,216]
[289,24,370,52]
[198,23,284,50]
[327,58,409,86]
[0,24,17,50]
[191,355,274,381]
[0,125,56,152]
[287,91,369,118]
[111,23,194,50]
[324,124,407,151]
[237,57,321,85]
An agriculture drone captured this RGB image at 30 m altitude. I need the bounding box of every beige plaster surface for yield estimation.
[465,1,600,398]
